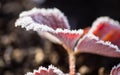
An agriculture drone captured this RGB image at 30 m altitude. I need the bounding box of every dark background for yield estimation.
[0,0,120,75]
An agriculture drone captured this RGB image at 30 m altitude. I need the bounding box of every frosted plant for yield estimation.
[15,8,120,75]
[25,65,65,75]
[110,63,120,75]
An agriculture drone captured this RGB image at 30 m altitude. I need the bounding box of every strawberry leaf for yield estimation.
[15,8,83,52]
[110,64,120,75]
[89,17,120,48]
[15,8,70,30]
[51,29,83,52]
[25,65,65,75]
[75,34,120,57]
[74,17,120,57]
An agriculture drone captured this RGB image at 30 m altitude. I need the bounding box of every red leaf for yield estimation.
[90,17,120,48]
[74,17,120,57]
[75,34,120,57]
[15,8,70,44]
[15,8,70,31]
[15,8,84,52]
[110,64,120,75]
[25,65,65,75]
[51,29,83,52]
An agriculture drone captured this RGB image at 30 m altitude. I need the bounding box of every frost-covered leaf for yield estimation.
[15,8,70,31]
[89,17,120,48]
[75,34,120,57]
[74,17,120,57]
[15,7,71,44]
[25,65,65,75]
[52,29,83,51]
[15,7,84,52]
[34,28,83,52]
[110,64,120,75]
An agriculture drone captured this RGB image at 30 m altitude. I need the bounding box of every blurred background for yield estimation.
[0,0,120,75]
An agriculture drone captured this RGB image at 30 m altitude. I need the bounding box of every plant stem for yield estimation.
[69,53,76,75]
[62,44,76,75]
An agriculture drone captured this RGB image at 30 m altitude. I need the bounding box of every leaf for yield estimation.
[75,34,120,57]
[89,17,120,48]
[110,64,120,75]
[15,8,83,52]
[15,8,70,31]
[75,17,120,57]
[51,29,83,52]
[15,8,71,44]
[25,65,65,75]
